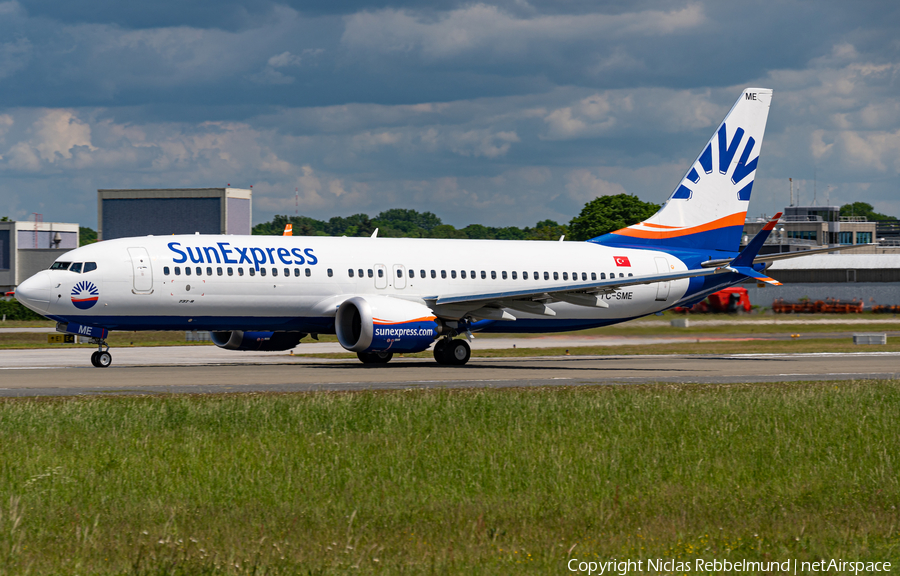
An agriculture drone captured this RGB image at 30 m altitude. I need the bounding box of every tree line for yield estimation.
[252,194,661,242]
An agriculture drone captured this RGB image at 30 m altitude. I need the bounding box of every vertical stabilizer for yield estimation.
[595,88,772,252]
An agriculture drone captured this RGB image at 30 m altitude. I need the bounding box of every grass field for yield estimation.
[0,382,897,574]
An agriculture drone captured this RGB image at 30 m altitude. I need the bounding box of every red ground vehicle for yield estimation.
[673,287,751,314]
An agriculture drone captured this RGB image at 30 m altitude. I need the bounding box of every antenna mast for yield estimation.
[789,178,793,207]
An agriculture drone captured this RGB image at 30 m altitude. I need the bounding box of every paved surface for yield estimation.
[0,345,897,397]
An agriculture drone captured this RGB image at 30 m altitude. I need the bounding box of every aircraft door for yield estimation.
[393,264,407,289]
[128,247,154,293]
[374,264,387,289]
[654,257,670,301]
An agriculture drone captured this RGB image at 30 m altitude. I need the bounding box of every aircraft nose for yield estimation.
[15,271,52,313]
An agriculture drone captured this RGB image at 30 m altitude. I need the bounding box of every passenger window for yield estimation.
[582,272,587,281]
[327,269,333,277]
[227,267,234,276]
[553,272,559,280]
[441,270,447,279]
[491,271,497,280]
[367,269,373,278]
[70,263,83,273]
[217,267,223,276]
[511,271,517,280]
[185,267,192,276]
[260,268,267,277]
[238,268,244,276]
[562,272,568,281]
[430,270,436,278]
[451,270,456,279]
[272,268,278,277]
[249,268,255,276]
[592,272,597,281]
[206,267,212,276]
[84,262,97,273]
[378,269,383,278]
[619,273,624,278]
[305,268,311,277]
[359,269,364,278]
[543,272,549,280]
[174,267,181,276]
[523,271,528,280]
[163,266,170,276]
[397,269,403,278]
[501,271,507,280]
[628,273,633,277]
[470,270,475,279]
[461,270,467,279]
[294,268,300,277]
[481,271,486,279]
[348,269,354,277]
[196,267,202,276]
[601,272,606,280]
[419,270,425,279]
[284,268,290,277]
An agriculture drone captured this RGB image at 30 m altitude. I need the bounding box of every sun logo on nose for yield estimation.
[71,281,99,310]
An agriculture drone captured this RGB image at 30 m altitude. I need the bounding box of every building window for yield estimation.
[839,231,853,245]
[856,232,872,244]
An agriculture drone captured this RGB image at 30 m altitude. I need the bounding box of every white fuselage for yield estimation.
[18,234,691,333]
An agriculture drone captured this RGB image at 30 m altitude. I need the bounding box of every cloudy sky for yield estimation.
[0,0,898,228]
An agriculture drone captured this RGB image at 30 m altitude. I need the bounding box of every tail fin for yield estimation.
[595,88,772,252]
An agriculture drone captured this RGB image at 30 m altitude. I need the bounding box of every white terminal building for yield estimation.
[0,220,79,293]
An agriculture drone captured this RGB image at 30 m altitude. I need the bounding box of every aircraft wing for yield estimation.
[428,266,734,320]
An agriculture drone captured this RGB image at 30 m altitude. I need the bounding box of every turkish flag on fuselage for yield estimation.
[614,256,631,267]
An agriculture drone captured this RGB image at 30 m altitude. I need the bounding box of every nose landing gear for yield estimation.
[89,339,112,368]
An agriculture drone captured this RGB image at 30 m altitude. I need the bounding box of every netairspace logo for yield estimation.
[567,558,892,575]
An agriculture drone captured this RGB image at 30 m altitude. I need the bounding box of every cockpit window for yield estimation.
[50,262,71,270]
[69,263,83,273]
[83,262,97,273]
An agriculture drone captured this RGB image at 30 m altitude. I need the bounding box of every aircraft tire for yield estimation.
[433,339,451,364]
[448,340,471,365]
[90,351,100,367]
[357,351,393,364]
[96,351,113,368]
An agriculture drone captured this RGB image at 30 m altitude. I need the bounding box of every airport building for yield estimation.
[0,220,79,292]
[745,253,900,308]
[97,188,252,241]
[741,205,884,254]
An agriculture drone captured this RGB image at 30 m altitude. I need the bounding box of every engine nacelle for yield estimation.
[336,296,438,353]
[210,331,304,351]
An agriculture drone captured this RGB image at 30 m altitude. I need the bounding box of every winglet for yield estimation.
[283,224,293,236]
[729,265,782,286]
[730,212,782,267]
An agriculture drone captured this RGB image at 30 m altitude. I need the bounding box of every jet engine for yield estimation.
[210,331,304,351]
[335,296,438,354]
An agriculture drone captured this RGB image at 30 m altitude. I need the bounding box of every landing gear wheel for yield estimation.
[448,339,471,365]
[96,351,112,368]
[357,351,393,364]
[433,339,451,364]
[90,351,100,367]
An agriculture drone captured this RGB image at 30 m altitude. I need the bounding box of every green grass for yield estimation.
[0,382,898,574]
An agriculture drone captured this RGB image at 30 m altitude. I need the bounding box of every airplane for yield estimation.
[14,87,844,368]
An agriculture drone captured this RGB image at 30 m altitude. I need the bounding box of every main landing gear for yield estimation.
[89,339,112,368]
[357,351,393,364]
[433,338,471,366]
